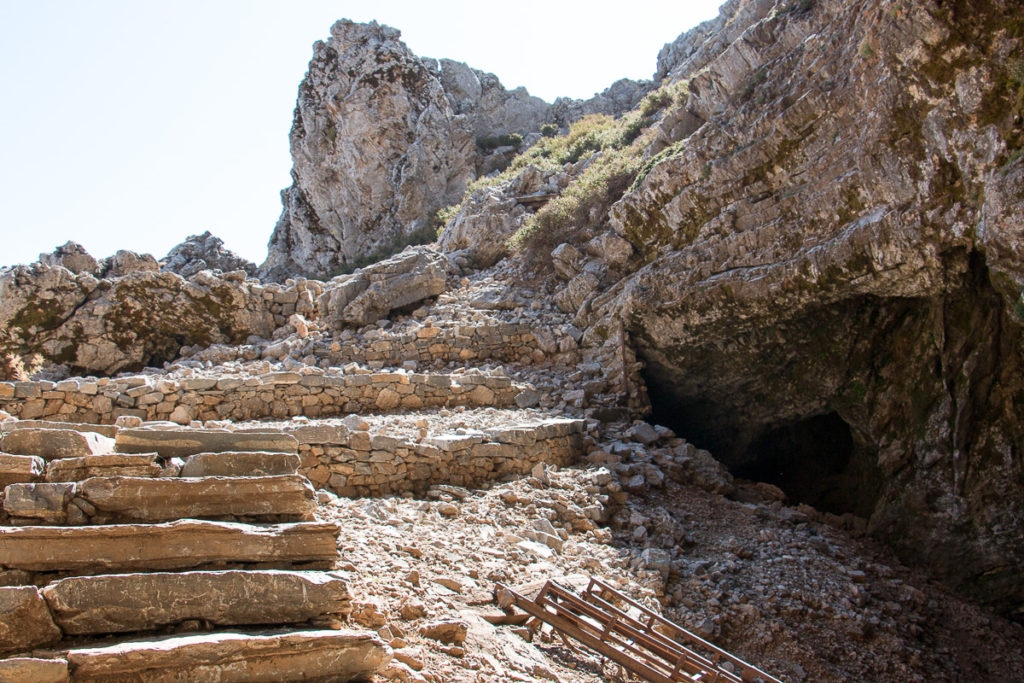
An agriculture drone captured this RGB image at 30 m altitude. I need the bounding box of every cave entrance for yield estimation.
[735,412,880,518]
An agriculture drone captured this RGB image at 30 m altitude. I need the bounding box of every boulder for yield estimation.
[319,247,449,328]
[162,231,256,278]
[0,264,274,375]
[37,241,99,275]
[259,20,476,280]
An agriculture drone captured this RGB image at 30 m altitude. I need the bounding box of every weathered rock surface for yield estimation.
[115,428,298,458]
[260,20,477,280]
[0,658,68,683]
[0,454,45,488]
[261,20,661,281]
[0,520,340,572]
[4,475,316,524]
[42,570,351,635]
[45,453,162,482]
[65,630,391,683]
[438,165,570,270]
[0,262,275,375]
[319,246,450,328]
[162,231,257,278]
[179,451,300,477]
[0,586,62,653]
[581,0,1024,616]
[0,428,114,460]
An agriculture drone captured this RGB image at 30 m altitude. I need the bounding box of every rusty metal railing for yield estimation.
[493,577,783,683]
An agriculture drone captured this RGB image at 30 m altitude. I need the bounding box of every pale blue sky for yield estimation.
[0,1,721,268]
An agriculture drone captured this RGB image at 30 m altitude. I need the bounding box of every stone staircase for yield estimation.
[0,425,391,682]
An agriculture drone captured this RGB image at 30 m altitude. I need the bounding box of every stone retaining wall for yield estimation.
[319,322,543,366]
[0,368,522,425]
[285,418,587,497]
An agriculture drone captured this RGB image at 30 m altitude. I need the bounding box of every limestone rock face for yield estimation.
[439,165,569,270]
[583,0,1024,616]
[260,21,477,281]
[319,246,450,328]
[162,231,256,278]
[260,20,654,281]
[0,262,275,375]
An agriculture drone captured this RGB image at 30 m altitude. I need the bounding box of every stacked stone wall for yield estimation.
[0,368,521,424]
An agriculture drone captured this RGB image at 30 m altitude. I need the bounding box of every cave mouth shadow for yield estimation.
[734,412,879,518]
[645,377,882,518]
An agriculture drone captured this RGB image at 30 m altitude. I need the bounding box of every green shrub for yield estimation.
[540,123,559,137]
[475,133,523,152]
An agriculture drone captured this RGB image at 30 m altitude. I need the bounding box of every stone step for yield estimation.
[2,366,525,424]
[276,412,590,497]
[0,454,45,488]
[3,475,315,524]
[0,520,339,574]
[0,657,68,683]
[45,453,162,482]
[116,429,298,458]
[179,451,300,477]
[2,419,118,438]
[62,629,391,683]
[0,586,62,654]
[0,429,115,460]
[41,570,351,636]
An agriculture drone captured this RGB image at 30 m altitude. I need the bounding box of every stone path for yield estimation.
[0,425,391,682]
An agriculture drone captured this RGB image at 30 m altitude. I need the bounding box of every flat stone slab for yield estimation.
[0,586,62,654]
[42,570,351,635]
[0,429,115,460]
[45,453,162,482]
[0,657,68,683]
[0,520,340,573]
[0,453,45,489]
[179,451,301,477]
[66,630,391,683]
[4,419,118,438]
[116,429,298,458]
[4,475,315,524]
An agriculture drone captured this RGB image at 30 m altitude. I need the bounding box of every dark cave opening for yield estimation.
[734,412,879,517]
[645,370,882,517]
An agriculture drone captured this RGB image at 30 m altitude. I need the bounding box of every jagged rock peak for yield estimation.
[258,19,656,282]
[162,231,256,279]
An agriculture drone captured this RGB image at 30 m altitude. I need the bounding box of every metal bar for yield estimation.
[585,578,783,683]
[497,583,686,683]
[494,579,783,683]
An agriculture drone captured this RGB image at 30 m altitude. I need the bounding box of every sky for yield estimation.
[0,0,722,268]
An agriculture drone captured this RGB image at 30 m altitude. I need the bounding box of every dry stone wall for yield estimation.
[0,368,522,424]
[281,417,586,497]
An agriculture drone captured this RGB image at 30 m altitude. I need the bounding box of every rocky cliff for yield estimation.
[577,0,1024,617]
[260,20,650,281]
[424,0,1024,620]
